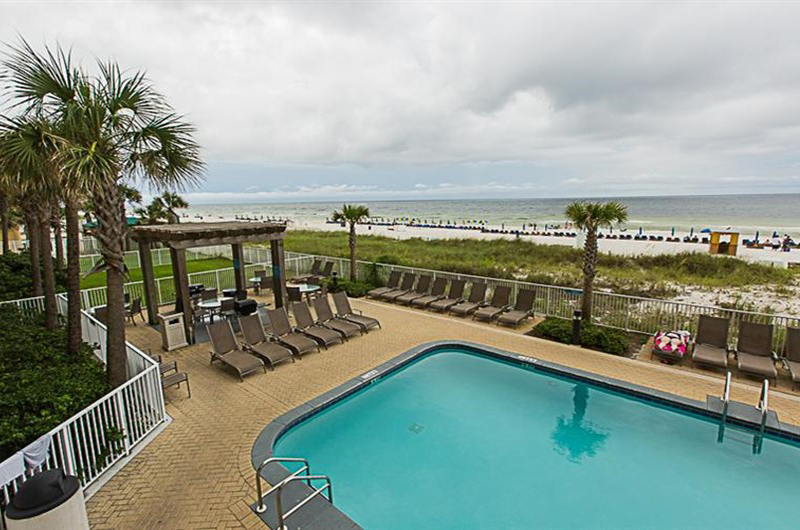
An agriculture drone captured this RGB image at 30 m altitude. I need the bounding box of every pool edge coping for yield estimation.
[249,340,800,528]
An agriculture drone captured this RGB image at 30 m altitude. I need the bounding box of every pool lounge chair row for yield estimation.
[206,293,380,381]
[367,271,535,328]
[654,315,800,386]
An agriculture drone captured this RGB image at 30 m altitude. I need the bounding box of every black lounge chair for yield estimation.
[691,315,730,370]
[293,259,322,283]
[395,275,432,305]
[332,291,381,331]
[450,282,488,317]
[292,301,346,348]
[206,320,266,381]
[368,270,401,299]
[238,314,295,369]
[312,296,362,338]
[782,327,800,388]
[429,279,466,313]
[497,289,536,327]
[307,262,334,283]
[473,285,512,322]
[411,277,448,309]
[379,273,416,302]
[736,321,777,381]
[265,307,320,357]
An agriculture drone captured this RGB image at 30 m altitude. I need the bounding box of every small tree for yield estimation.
[332,204,370,281]
[565,201,628,323]
[156,191,187,223]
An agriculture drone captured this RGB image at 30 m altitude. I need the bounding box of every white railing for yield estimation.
[79,244,235,274]
[0,294,166,516]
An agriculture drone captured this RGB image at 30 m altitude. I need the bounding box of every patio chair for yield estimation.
[429,279,466,312]
[307,262,334,283]
[735,321,777,381]
[449,282,488,317]
[125,298,144,325]
[367,270,401,298]
[162,371,191,398]
[293,259,322,283]
[782,327,800,388]
[691,315,730,370]
[410,277,447,309]
[379,273,416,302]
[206,320,266,381]
[265,307,320,357]
[332,291,381,331]
[220,298,237,320]
[497,289,536,327]
[287,286,304,303]
[394,275,432,305]
[473,285,512,322]
[201,288,217,301]
[238,314,295,369]
[292,301,346,348]
[312,296,363,338]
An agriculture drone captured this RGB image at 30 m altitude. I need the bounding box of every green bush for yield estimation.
[0,306,108,460]
[327,279,376,298]
[0,251,66,301]
[531,316,631,356]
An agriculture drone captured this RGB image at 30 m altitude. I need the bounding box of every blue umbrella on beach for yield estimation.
[701,228,711,233]
[638,227,643,235]
[690,227,694,237]
[755,231,760,242]
[671,227,675,236]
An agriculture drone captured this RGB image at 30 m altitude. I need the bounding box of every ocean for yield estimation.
[184,193,800,238]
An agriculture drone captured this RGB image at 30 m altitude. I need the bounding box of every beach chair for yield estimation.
[473,285,512,322]
[367,270,401,298]
[292,301,346,348]
[312,296,363,338]
[308,262,334,283]
[691,315,730,370]
[238,314,295,369]
[410,277,448,309]
[449,282,488,317]
[379,273,416,302]
[735,321,777,381]
[782,327,800,388]
[394,275,432,305]
[206,320,266,381]
[429,279,466,313]
[265,307,320,357]
[497,289,536,327]
[332,291,381,331]
[293,259,322,283]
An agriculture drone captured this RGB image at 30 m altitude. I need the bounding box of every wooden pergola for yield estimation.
[130,222,288,341]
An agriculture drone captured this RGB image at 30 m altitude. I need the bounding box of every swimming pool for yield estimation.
[262,344,800,529]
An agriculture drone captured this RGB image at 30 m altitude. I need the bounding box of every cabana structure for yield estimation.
[130,222,288,341]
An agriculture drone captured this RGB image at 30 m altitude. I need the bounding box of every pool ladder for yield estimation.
[717,372,770,453]
[254,457,333,530]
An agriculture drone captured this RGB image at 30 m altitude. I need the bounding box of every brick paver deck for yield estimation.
[87,297,800,529]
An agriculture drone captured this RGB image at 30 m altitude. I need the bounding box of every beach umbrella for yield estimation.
[690,227,694,237]
[700,228,711,233]
[638,227,643,235]
[671,227,675,236]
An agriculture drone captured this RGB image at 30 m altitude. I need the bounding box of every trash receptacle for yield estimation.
[158,312,189,351]
[4,469,89,530]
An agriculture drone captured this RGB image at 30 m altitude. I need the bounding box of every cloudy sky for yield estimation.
[2,1,800,203]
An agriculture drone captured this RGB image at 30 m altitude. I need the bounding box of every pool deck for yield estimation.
[87,296,800,529]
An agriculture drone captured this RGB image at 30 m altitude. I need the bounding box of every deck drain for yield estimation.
[409,423,425,434]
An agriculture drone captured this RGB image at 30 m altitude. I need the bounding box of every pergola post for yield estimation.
[170,247,193,343]
[232,243,246,300]
[138,241,159,325]
[270,239,287,308]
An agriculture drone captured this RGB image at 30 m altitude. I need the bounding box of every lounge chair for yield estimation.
[782,327,800,388]
[367,270,401,299]
[293,259,322,283]
[265,308,320,357]
[126,298,144,325]
[332,291,381,331]
[206,320,266,381]
[238,314,295,369]
[429,279,466,313]
[497,289,536,327]
[735,321,777,381]
[411,277,448,309]
[394,275,432,305]
[292,301,345,348]
[691,315,730,370]
[312,296,362,338]
[308,262,334,283]
[449,282,488,317]
[473,285,512,322]
[379,273,416,302]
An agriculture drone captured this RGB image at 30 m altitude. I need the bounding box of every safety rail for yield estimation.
[274,475,333,530]
[758,379,770,436]
[717,371,732,443]
[255,457,311,513]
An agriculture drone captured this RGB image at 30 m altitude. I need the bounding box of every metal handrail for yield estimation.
[758,379,769,436]
[255,457,310,513]
[717,371,732,443]
[275,475,333,530]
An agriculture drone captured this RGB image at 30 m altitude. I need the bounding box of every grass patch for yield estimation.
[80,257,233,289]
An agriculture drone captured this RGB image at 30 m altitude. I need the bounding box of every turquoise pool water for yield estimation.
[274,349,800,529]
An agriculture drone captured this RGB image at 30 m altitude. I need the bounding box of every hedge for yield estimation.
[531,316,631,356]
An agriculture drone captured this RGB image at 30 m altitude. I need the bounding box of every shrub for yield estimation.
[0,251,66,301]
[531,317,631,356]
[0,306,108,460]
[327,279,376,298]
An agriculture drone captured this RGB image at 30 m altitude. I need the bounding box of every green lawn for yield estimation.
[80,257,234,289]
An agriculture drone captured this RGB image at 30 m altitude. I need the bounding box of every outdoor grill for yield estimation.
[235,299,258,316]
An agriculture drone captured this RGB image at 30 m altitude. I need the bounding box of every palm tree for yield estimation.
[155,191,187,223]
[564,201,628,323]
[134,199,168,225]
[331,204,370,281]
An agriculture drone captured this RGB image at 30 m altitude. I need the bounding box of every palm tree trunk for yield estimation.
[25,209,43,297]
[39,203,58,330]
[580,228,598,323]
[53,212,65,270]
[0,194,9,254]
[349,222,357,281]
[65,200,83,355]
[93,179,128,387]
